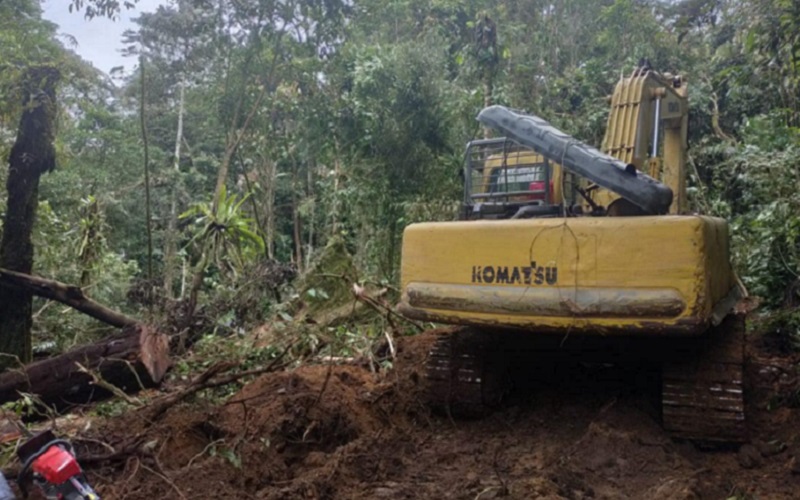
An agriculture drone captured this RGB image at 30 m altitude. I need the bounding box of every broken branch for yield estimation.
[147,343,293,420]
[0,268,138,328]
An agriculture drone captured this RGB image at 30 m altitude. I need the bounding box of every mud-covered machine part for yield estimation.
[425,328,507,416]
[661,314,746,442]
[424,316,746,443]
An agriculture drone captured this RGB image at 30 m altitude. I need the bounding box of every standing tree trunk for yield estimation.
[78,196,102,287]
[474,14,498,139]
[211,85,267,214]
[305,161,316,270]
[330,140,342,236]
[140,56,154,304]
[292,193,304,273]
[260,156,277,260]
[291,162,304,272]
[164,80,186,299]
[0,66,60,367]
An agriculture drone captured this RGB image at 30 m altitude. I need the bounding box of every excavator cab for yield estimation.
[462,138,576,220]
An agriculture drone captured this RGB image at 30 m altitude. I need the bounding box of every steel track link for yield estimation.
[662,314,746,443]
[424,328,507,417]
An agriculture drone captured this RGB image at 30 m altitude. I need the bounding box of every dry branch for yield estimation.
[148,344,293,420]
[351,283,424,332]
[0,268,138,328]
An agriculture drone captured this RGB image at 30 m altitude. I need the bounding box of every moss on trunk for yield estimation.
[0,66,60,367]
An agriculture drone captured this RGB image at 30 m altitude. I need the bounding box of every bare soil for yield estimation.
[83,329,800,499]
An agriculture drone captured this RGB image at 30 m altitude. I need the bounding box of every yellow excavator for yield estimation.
[399,65,747,442]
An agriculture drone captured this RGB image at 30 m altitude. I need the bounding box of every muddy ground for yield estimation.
[79,329,800,499]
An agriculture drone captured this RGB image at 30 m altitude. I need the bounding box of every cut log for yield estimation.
[0,325,170,414]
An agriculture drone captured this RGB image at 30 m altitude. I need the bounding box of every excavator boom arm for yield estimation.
[601,69,689,214]
[477,105,673,215]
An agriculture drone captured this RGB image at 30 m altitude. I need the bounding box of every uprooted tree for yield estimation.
[0,66,60,367]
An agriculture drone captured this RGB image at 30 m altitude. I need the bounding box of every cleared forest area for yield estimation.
[1,0,799,498]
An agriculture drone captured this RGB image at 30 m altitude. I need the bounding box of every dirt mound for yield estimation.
[87,329,800,499]
[214,365,385,481]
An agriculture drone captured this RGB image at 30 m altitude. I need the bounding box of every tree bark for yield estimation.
[0,66,60,366]
[140,56,154,298]
[185,249,210,330]
[305,162,315,270]
[260,155,277,260]
[78,197,101,287]
[475,14,498,139]
[710,90,736,144]
[164,79,186,299]
[0,324,170,414]
[0,268,139,328]
[212,84,267,213]
[330,140,342,235]
[237,152,269,261]
[291,178,304,272]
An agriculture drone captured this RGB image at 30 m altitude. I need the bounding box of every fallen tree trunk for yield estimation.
[0,268,138,328]
[0,325,170,414]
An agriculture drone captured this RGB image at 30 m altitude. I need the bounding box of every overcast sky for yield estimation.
[41,0,165,75]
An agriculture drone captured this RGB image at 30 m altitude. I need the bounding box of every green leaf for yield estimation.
[744,31,757,53]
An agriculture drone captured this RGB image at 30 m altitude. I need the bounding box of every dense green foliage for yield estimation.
[1,0,799,349]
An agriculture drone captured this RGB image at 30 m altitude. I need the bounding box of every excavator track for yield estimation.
[421,316,746,443]
[424,328,507,416]
[662,314,746,443]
